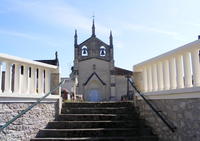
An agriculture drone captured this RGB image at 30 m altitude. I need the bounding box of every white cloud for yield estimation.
[124,23,186,41]
[6,0,110,36]
[0,29,37,40]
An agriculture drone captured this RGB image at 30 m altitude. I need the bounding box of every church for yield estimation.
[70,20,133,101]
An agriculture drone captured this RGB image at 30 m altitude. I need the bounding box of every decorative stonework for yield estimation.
[136,98,200,141]
[0,101,58,141]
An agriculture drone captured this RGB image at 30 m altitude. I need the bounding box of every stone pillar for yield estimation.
[45,69,51,93]
[191,49,200,87]
[176,55,184,88]
[0,62,2,93]
[169,57,177,89]
[147,66,152,92]
[14,64,20,93]
[157,62,164,91]
[4,62,12,93]
[151,64,158,91]
[163,60,170,90]
[143,67,148,92]
[183,52,192,88]
[30,67,36,94]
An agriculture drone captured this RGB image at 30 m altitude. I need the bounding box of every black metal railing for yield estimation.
[128,78,176,133]
[0,80,65,132]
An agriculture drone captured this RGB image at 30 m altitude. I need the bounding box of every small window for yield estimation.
[82,46,88,56]
[100,46,106,56]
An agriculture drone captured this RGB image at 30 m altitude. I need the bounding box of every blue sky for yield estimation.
[1,0,200,77]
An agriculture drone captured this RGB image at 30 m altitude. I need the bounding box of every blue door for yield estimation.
[87,89,101,102]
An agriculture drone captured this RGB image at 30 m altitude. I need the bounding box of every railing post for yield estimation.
[169,57,177,89]
[191,49,200,87]
[176,55,184,88]
[0,62,2,93]
[143,67,148,92]
[45,69,51,93]
[157,61,164,91]
[183,52,192,88]
[4,62,12,93]
[147,65,153,92]
[152,63,158,91]
[163,60,170,90]
[14,64,20,94]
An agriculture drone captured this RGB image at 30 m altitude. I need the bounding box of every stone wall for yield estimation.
[136,98,200,141]
[0,101,58,141]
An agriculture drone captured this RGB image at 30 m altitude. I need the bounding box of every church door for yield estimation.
[87,89,102,102]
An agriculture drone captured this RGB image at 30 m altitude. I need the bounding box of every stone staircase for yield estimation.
[31,102,158,141]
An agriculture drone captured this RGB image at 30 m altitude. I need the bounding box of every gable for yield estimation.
[83,72,106,86]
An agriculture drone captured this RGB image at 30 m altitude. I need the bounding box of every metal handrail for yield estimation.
[128,78,176,133]
[0,80,65,132]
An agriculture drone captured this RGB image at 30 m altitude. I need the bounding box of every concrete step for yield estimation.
[36,128,139,138]
[62,102,135,108]
[61,107,135,114]
[31,136,158,141]
[46,121,143,129]
[57,114,138,121]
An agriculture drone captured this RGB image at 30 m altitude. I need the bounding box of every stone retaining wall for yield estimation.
[0,101,59,141]
[136,98,200,141]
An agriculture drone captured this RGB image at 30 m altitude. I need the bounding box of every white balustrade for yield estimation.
[183,52,192,88]
[157,62,164,91]
[4,62,12,93]
[0,53,58,96]
[143,67,148,92]
[133,39,200,93]
[152,64,158,91]
[191,49,200,87]
[163,60,170,90]
[176,55,184,89]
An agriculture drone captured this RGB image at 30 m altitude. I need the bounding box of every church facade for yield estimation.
[70,20,133,101]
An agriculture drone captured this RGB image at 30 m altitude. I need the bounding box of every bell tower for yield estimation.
[71,19,116,101]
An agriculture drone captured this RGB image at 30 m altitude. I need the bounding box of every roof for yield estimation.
[115,67,132,75]
[35,59,59,66]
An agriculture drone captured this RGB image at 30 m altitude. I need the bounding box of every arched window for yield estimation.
[100,46,106,56]
[82,46,88,56]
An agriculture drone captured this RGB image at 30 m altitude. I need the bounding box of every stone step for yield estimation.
[62,102,135,108]
[31,136,158,141]
[61,107,135,114]
[36,128,139,138]
[46,121,144,129]
[57,114,138,121]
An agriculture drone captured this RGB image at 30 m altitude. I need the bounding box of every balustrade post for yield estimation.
[4,62,12,93]
[169,57,177,89]
[191,49,200,87]
[143,67,148,92]
[147,66,152,92]
[23,65,29,94]
[152,64,158,91]
[176,55,184,88]
[0,62,2,93]
[14,64,20,93]
[157,62,164,91]
[30,67,36,94]
[163,60,170,90]
[38,68,44,94]
[45,69,51,93]
[183,52,192,88]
